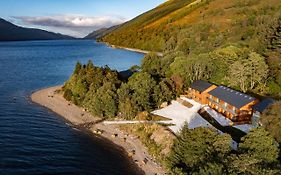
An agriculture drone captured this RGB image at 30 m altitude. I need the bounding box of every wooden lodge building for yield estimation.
[188,80,217,104]
[187,80,260,124]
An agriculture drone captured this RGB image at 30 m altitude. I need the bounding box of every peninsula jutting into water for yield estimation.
[31,86,165,175]
[0,40,144,175]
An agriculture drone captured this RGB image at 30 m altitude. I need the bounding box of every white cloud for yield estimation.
[13,14,126,37]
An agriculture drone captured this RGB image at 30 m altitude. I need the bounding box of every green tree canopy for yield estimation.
[141,52,162,76]
[169,53,214,88]
[239,127,279,163]
[260,100,281,143]
[168,125,225,174]
[224,49,269,93]
[74,61,82,75]
[85,82,118,118]
[127,72,158,111]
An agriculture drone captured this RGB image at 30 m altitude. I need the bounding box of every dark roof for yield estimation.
[208,86,256,108]
[190,80,213,92]
[118,69,134,80]
[252,98,274,113]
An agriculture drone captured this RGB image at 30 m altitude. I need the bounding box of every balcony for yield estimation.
[207,98,237,116]
[208,97,219,105]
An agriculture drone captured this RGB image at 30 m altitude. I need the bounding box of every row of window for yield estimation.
[190,91,238,114]
[208,102,237,114]
[189,88,202,95]
[209,95,237,112]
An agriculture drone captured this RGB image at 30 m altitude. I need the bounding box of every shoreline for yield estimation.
[101,41,164,57]
[31,86,166,175]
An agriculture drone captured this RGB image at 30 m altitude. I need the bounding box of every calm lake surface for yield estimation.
[0,40,144,175]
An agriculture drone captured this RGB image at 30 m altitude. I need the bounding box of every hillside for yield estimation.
[101,0,281,52]
[84,25,120,39]
[0,18,74,41]
[100,0,281,97]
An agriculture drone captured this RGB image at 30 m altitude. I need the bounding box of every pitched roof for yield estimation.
[190,80,213,93]
[208,86,256,108]
[252,98,274,113]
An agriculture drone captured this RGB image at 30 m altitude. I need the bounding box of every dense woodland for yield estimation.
[63,60,176,119]
[101,0,281,97]
[63,59,281,174]
[64,0,281,174]
[167,126,280,175]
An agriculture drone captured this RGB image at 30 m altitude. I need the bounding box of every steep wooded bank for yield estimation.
[100,0,281,97]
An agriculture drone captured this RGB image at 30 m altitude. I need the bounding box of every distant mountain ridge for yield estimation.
[0,18,74,41]
[84,25,120,39]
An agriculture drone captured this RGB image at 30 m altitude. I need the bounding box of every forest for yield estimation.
[62,58,281,174]
[62,60,176,119]
[100,0,281,97]
[63,0,281,174]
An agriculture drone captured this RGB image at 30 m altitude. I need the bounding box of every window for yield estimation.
[210,95,213,99]
[216,98,219,103]
[233,107,237,114]
[224,102,228,108]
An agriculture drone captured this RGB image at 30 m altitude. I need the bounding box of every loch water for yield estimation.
[0,40,144,175]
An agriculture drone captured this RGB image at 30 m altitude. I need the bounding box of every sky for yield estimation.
[0,0,165,37]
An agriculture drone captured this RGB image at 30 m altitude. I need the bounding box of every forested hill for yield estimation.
[100,0,280,52]
[100,0,281,97]
[0,18,74,41]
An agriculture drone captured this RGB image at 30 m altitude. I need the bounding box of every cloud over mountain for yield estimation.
[13,15,126,37]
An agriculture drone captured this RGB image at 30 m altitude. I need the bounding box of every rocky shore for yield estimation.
[31,86,166,175]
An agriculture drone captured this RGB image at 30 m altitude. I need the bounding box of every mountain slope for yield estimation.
[0,18,74,41]
[100,0,281,52]
[100,0,281,97]
[84,25,120,39]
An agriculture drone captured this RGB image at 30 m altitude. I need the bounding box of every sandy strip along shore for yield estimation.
[100,41,163,57]
[110,45,164,57]
[31,86,166,175]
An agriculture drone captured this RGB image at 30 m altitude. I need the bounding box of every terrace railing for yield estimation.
[207,98,237,116]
